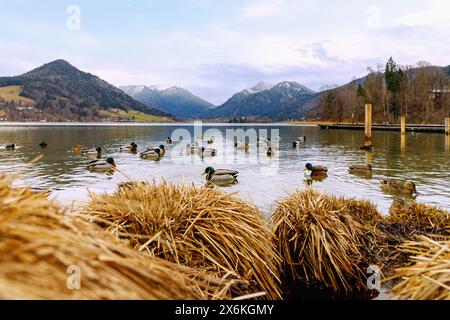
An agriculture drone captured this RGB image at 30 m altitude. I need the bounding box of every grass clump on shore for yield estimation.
[388,198,450,230]
[270,188,382,293]
[389,236,450,300]
[83,181,282,299]
[0,175,236,300]
[370,198,450,276]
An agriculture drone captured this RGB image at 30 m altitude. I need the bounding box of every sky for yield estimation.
[0,0,449,105]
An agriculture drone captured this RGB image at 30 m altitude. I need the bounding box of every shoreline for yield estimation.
[318,123,445,133]
[0,121,306,127]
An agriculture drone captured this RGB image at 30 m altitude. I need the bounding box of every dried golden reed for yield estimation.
[0,175,236,300]
[389,236,450,300]
[388,198,450,229]
[83,181,282,299]
[270,188,382,293]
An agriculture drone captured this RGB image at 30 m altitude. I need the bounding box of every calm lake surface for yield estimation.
[0,123,449,215]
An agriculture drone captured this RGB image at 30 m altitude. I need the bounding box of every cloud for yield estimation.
[239,0,285,20]
[393,0,450,28]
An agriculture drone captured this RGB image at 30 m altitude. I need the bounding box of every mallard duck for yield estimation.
[39,141,48,148]
[349,164,372,172]
[293,136,307,147]
[140,145,165,160]
[72,145,83,153]
[166,137,173,144]
[199,147,217,157]
[380,179,417,195]
[186,143,200,154]
[258,138,268,147]
[304,163,328,175]
[234,142,249,151]
[82,147,102,157]
[120,142,137,152]
[388,197,415,215]
[88,157,116,171]
[360,145,374,151]
[5,144,16,150]
[203,167,238,184]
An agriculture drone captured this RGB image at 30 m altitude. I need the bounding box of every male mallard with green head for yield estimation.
[202,167,238,184]
[304,163,328,176]
[88,157,116,171]
[140,145,165,160]
[82,147,102,157]
[120,142,138,152]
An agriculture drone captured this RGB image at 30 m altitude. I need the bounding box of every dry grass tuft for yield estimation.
[0,175,236,300]
[374,199,449,277]
[388,198,450,229]
[389,236,450,300]
[83,181,282,299]
[270,188,382,293]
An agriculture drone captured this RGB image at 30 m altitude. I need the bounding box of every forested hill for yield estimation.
[0,60,171,122]
[310,60,449,124]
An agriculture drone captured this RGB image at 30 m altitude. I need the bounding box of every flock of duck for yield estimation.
[2,135,418,195]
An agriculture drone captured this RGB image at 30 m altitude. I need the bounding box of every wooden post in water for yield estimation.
[401,116,406,135]
[445,117,449,136]
[400,115,406,150]
[446,118,450,151]
[364,104,372,148]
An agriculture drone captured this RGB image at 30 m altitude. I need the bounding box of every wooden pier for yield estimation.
[318,124,445,133]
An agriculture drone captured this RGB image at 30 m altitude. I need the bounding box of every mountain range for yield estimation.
[2,59,447,122]
[124,80,318,121]
[121,85,213,118]
[207,81,316,120]
[0,60,170,122]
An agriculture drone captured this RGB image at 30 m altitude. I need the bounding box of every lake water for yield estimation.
[0,123,449,215]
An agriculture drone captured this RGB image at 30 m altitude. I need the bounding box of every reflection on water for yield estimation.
[0,124,449,215]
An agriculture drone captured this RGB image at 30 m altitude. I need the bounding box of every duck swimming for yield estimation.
[186,143,200,154]
[199,147,217,157]
[293,136,307,148]
[234,142,249,151]
[267,147,273,157]
[82,147,102,157]
[140,145,165,160]
[304,163,328,176]
[5,144,16,150]
[88,157,116,172]
[360,145,374,152]
[349,164,372,172]
[120,142,138,152]
[203,167,238,184]
[72,145,83,153]
[39,141,48,148]
[380,179,417,195]
[166,137,173,144]
[207,138,214,144]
